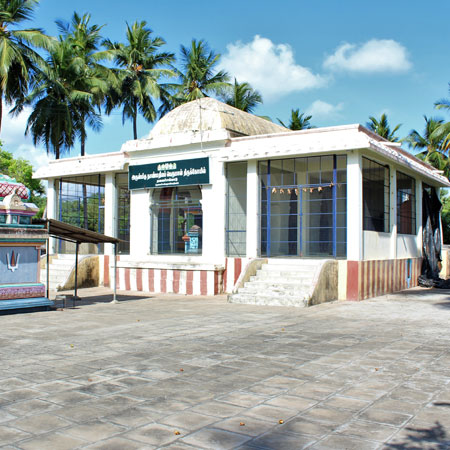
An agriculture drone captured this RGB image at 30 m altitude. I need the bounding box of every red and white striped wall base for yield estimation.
[101,255,422,301]
[102,256,246,296]
[346,258,421,301]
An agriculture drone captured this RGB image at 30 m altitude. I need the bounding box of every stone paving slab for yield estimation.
[0,286,450,448]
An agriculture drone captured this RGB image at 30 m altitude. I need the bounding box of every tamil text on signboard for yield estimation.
[129,157,209,189]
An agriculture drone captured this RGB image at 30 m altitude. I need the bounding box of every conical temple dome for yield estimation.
[149,97,287,138]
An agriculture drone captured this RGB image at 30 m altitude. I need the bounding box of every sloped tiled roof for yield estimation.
[149,97,287,138]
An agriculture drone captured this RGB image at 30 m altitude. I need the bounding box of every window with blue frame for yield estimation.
[58,175,105,233]
[151,186,202,255]
[226,162,247,257]
[116,173,130,254]
[259,155,347,257]
[397,171,416,235]
[362,158,390,232]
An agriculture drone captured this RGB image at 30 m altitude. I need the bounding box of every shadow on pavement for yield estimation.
[433,301,450,309]
[52,291,153,309]
[385,421,449,449]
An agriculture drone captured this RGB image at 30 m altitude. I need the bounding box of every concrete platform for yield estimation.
[0,286,449,449]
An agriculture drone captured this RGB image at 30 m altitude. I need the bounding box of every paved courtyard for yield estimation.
[1,287,450,449]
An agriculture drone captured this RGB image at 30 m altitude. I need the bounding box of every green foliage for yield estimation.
[277,109,313,130]
[0,0,52,132]
[406,116,450,178]
[0,141,45,216]
[11,38,85,159]
[163,39,230,114]
[432,84,450,152]
[104,21,175,139]
[56,12,114,156]
[366,113,401,142]
[441,191,450,244]
[223,79,262,113]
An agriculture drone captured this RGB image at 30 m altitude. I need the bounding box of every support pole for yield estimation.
[74,242,79,299]
[46,238,50,299]
[111,243,119,303]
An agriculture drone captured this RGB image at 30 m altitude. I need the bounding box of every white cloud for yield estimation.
[219,35,326,101]
[1,107,51,171]
[307,100,344,119]
[323,39,412,73]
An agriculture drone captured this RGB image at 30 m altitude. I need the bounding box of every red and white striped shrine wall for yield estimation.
[223,257,248,294]
[346,258,422,301]
[102,256,246,296]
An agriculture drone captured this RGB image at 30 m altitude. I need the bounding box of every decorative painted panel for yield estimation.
[0,246,38,284]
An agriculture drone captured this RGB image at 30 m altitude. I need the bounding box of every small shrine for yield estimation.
[0,174,52,312]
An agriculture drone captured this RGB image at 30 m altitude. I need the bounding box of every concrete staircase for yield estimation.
[228,259,330,307]
[41,254,77,291]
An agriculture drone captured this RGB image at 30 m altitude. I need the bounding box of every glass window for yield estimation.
[0,215,6,224]
[397,172,416,235]
[59,175,105,233]
[116,173,130,255]
[259,155,347,258]
[151,186,202,255]
[20,216,32,225]
[363,158,390,232]
[226,162,247,257]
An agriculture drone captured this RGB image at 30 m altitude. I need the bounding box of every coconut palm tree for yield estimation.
[407,116,450,178]
[12,38,92,159]
[223,79,262,113]
[104,21,174,139]
[56,12,115,156]
[432,85,450,152]
[366,113,401,142]
[277,109,313,130]
[166,39,230,110]
[0,0,51,133]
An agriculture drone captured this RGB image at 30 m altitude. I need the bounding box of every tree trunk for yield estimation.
[80,114,86,157]
[133,98,137,140]
[55,144,60,160]
[0,92,3,135]
[78,114,89,228]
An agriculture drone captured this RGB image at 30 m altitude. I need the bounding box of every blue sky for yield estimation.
[3,0,450,169]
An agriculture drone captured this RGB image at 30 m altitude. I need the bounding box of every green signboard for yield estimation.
[129,157,210,190]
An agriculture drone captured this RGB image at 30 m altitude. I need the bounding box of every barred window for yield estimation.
[59,175,105,233]
[363,158,390,232]
[150,187,202,255]
[397,172,416,235]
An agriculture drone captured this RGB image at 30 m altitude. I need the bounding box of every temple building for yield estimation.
[35,98,450,305]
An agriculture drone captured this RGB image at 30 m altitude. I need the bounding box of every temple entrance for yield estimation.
[260,156,347,258]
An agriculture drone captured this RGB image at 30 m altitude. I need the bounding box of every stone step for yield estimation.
[266,258,322,266]
[228,258,327,308]
[229,293,308,307]
[50,267,74,275]
[238,285,310,297]
[50,259,76,268]
[55,254,79,260]
[255,270,314,279]
[260,264,317,272]
[245,279,311,290]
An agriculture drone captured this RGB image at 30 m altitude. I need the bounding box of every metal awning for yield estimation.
[45,219,123,304]
[47,219,121,245]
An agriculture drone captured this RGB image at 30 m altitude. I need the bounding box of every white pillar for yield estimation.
[390,166,397,259]
[246,160,259,258]
[201,157,226,261]
[346,151,363,260]
[416,179,423,256]
[129,189,150,258]
[104,173,118,256]
[46,178,58,254]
